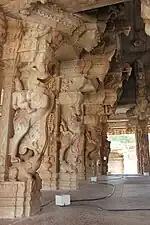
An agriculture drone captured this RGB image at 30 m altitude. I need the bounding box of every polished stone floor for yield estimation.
[1,175,150,225]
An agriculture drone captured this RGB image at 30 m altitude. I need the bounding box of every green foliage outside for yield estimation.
[108,134,135,144]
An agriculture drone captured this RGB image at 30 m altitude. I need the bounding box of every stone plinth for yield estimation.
[0,177,41,218]
[41,173,58,191]
[58,173,79,190]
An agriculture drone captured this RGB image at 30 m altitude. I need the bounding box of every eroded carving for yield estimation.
[0,0,133,194]
[9,63,55,181]
[12,76,35,113]
[85,124,102,177]
[60,104,84,174]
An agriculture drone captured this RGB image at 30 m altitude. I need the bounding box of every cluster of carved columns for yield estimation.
[0,2,132,218]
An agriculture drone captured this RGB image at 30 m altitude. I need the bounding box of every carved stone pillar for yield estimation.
[136,61,150,173]
[0,18,22,181]
[58,91,84,189]
[127,60,150,174]
[58,57,113,188]
[84,113,102,178]
[136,119,150,174]
[0,10,7,180]
[0,17,42,219]
[135,127,142,174]
[0,18,62,217]
[101,121,111,175]
[84,104,111,178]
[0,9,6,105]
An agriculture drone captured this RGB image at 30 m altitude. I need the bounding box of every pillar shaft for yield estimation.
[136,120,150,173]
[135,127,143,174]
[0,19,22,180]
[101,122,111,175]
[84,114,110,178]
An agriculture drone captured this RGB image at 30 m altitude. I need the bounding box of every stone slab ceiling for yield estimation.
[50,0,131,12]
[0,0,130,15]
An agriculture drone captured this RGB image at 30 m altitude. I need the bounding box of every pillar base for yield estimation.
[0,176,41,218]
[41,175,58,190]
[58,172,79,190]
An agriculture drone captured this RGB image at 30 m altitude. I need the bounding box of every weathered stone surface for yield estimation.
[141,0,150,35]
[0,0,144,219]
[0,176,41,218]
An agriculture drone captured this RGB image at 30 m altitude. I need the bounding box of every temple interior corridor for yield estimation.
[1,0,150,221]
[1,175,150,225]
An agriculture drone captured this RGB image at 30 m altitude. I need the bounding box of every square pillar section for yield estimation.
[0,177,41,218]
[0,18,49,218]
[59,92,84,189]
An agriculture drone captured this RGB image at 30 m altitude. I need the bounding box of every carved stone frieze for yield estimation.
[0,0,48,15]
[60,58,110,81]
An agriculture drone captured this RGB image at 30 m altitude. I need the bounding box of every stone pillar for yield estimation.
[0,18,22,181]
[58,57,112,188]
[136,120,150,174]
[84,113,103,179]
[135,127,143,174]
[101,121,111,175]
[84,105,111,178]
[136,61,150,174]
[127,60,150,174]
[0,9,6,106]
[58,91,84,189]
[0,18,51,218]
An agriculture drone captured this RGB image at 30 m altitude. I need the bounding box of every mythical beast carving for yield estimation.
[9,65,55,181]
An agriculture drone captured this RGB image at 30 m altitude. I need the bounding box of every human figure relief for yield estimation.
[12,77,35,113]
[85,127,102,175]
[9,61,55,178]
[60,106,83,173]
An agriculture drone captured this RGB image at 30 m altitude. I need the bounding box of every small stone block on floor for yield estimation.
[144,172,149,176]
[55,194,71,206]
[91,176,97,182]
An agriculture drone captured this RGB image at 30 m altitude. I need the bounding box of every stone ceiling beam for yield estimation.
[0,0,132,16]
[71,0,131,12]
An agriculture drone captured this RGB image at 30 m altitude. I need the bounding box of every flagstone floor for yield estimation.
[1,175,150,225]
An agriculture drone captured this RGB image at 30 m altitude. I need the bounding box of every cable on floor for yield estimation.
[71,182,115,202]
[40,179,150,212]
[97,176,125,183]
[40,182,115,209]
[71,202,150,212]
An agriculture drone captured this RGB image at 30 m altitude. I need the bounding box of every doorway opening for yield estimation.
[108,134,137,175]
